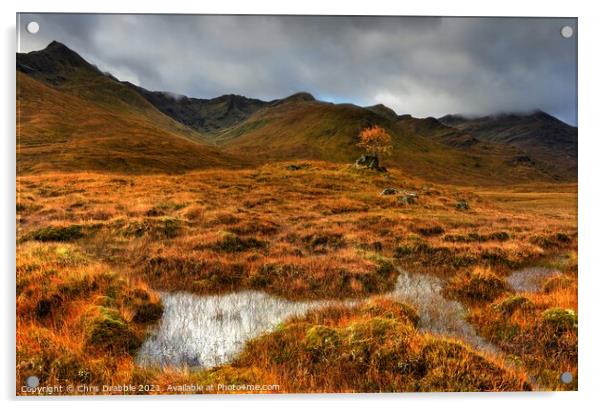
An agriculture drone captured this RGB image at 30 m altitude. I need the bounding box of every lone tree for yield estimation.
[355,125,392,171]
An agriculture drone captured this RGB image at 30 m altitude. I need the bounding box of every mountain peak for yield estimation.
[365,104,399,121]
[17,40,96,83]
[279,92,316,103]
[46,40,69,50]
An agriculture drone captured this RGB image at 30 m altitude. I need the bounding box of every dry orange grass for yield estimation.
[16,161,577,393]
[16,242,163,392]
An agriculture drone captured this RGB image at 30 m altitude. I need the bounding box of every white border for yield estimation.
[2,1,601,408]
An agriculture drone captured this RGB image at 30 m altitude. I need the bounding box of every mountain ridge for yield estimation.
[439,111,577,179]
[16,41,575,183]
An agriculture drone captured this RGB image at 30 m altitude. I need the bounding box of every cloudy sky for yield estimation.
[17,14,577,125]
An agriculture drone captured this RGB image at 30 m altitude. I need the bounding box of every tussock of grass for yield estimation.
[82,306,141,353]
[211,232,268,253]
[230,298,530,392]
[494,295,535,315]
[543,275,574,293]
[445,267,510,303]
[16,243,162,391]
[470,266,577,390]
[123,217,181,238]
[28,225,85,242]
[542,308,578,331]
[16,164,577,392]
[530,232,573,249]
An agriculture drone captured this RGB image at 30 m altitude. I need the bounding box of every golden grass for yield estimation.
[17,72,243,174]
[16,161,577,393]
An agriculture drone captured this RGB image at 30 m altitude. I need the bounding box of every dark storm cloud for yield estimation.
[17,14,577,125]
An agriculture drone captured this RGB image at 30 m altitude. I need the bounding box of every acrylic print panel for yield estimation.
[16,14,577,395]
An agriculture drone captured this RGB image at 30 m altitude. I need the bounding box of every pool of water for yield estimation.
[506,267,560,293]
[136,290,350,368]
[136,269,497,368]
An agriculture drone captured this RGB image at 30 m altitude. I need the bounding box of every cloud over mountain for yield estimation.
[18,14,577,125]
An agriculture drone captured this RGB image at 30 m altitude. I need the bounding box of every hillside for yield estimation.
[219,98,553,185]
[439,111,578,179]
[16,41,567,184]
[126,83,271,133]
[17,43,243,174]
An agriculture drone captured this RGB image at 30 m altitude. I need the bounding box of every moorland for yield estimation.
[16,41,578,394]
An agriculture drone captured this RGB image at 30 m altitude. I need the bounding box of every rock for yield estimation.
[381,188,399,195]
[286,163,309,171]
[456,200,469,210]
[355,155,386,172]
[398,192,418,205]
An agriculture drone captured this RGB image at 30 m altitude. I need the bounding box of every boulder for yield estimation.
[286,163,310,171]
[355,155,386,172]
[398,192,418,205]
[456,200,469,210]
[381,188,399,195]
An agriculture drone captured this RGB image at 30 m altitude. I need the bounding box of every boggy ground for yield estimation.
[16,161,577,393]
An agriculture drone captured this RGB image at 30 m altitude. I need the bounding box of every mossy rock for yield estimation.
[495,295,535,315]
[82,306,141,353]
[542,308,577,331]
[455,200,469,211]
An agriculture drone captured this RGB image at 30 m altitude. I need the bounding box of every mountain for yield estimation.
[16,41,567,184]
[17,42,244,174]
[218,98,553,184]
[125,84,271,133]
[439,111,577,179]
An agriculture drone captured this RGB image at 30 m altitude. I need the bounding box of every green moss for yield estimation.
[83,306,141,353]
[531,232,573,249]
[124,217,182,238]
[305,325,341,351]
[415,225,444,237]
[495,295,535,315]
[213,232,267,253]
[28,225,85,242]
[444,231,510,243]
[161,217,181,238]
[417,338,530,391]
[542,308,577,331]
[303,232,345,251]
[361,299,419,327]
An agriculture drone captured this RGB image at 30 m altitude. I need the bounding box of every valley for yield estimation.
[16,41,578,394]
